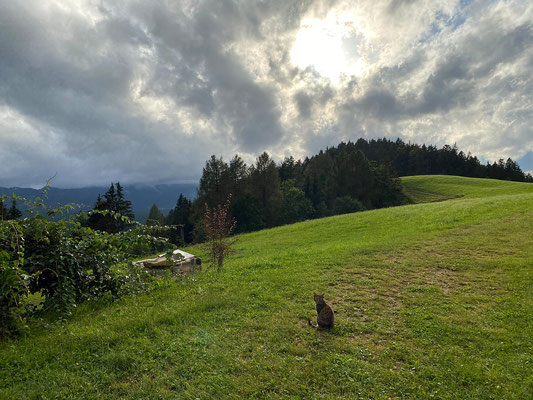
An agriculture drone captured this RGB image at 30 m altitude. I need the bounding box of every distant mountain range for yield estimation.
[0,183,198,222]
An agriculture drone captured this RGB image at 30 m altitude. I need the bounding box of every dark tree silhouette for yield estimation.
[186,138,528,241]
[7,199,22,220]
[166,194,193,244]
[87,183,135,233]
[146,204,165,226]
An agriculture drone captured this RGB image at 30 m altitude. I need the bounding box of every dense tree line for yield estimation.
[152,144,407,244]
[344,138,532,182]
[159,140,530,244]
[88,140,531,245]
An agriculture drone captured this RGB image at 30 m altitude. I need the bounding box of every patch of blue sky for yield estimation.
[517,150,533,173]
[418,24,440,44]
[417,1,474,44]
[477,150,533,173]
[447,13,467,31]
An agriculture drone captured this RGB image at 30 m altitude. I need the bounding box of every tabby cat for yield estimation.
[308,293,334,330]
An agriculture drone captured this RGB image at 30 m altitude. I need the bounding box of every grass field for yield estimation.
[402,175,533,203]
[1,176,532,399]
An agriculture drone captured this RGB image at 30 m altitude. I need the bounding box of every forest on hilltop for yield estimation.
[140,138,532,245]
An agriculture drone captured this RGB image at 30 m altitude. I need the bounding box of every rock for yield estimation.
[135,249,202,276]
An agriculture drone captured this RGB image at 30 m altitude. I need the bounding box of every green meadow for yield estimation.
[1,175,532,399]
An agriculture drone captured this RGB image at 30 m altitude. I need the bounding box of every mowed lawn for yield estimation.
[1,176,532,399]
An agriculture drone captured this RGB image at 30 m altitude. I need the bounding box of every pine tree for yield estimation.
[174,194,191,225]
[227,155,248,198]
[87,182,134,232]
[103,183,117,211]
[198,155,229,207]
[94,194,105,210]
[279,156,296,182]
[7,199,22,220]
[115,182,134,220]
[249,152,282,227]
[146,203,165,226]
[504,158,524,181]
[166,194,193,243]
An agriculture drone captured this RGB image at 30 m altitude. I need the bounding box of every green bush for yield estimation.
[1,199,172,337]
[334,196,365,215]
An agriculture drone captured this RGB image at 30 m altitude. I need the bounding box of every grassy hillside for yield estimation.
[1,176,532,399]
[402,174,533,203]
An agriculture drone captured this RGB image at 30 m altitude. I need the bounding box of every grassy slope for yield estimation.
[402,174,533,203]
[1,176,532,399]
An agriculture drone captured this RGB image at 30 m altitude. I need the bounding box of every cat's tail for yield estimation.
[308,319,317,328]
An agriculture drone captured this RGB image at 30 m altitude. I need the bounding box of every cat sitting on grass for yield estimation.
[308,293,334,330]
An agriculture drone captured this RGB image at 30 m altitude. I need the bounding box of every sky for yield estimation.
[0,0,532,188]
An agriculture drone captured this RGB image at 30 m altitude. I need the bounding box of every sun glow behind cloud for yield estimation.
[290,13,365,83]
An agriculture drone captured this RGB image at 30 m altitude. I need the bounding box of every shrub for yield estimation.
[334,196,365,215]
[0,196,172,337]
[203,195,237,270]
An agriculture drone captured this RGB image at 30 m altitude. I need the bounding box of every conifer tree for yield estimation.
[103,183,117,211]
[115,182,134,220]
[249,152,282,227]
[7,199,22,220]
[94,194,105,210]
[227,155,248,198]
[146,204,165,226]
[166,194,193,243]
[198,155,229,207]
[87,182,135,232]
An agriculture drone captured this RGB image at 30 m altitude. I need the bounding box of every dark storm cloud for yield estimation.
[294,91,314,119]
[0,2,138,140]
[413,55,476,114]
[353,89,401,120]
[408,21,533,116]
[373,49,427,83]
[0,0,204,187]
[293,78,334,120]
[0,0,304,186]
[131,0,294,151]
